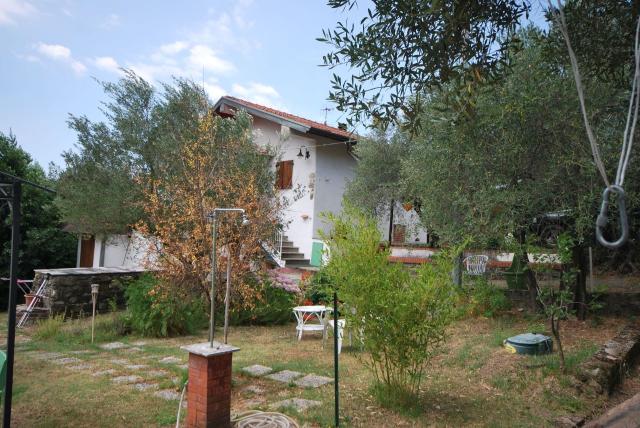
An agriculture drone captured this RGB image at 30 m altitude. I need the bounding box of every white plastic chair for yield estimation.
[463,255,489,276]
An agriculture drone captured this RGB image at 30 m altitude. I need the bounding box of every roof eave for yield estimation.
[214,97,310,134]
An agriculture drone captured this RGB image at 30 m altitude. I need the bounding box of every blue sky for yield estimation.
[0,0,363,167]
[1,0,546,168]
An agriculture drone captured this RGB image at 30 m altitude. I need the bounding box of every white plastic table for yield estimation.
[292,305,331,341]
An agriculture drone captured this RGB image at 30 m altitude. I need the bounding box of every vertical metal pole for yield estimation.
[223,244,232,344]
[588,246,594,293]
[4,181,21,428]
[209,214,217,347]
[333,291,339,427]
[388,199,394,243]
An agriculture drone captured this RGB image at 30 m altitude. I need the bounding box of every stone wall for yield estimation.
[574,323,640,395]
[33,268,145,317]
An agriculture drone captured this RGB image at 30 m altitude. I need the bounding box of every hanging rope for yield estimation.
[549,1,639,249]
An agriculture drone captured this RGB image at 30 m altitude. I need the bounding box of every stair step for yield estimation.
[285,258,311,267]
[281,252,305,259]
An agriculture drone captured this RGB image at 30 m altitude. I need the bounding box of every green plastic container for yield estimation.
[504,333,553,355]
[0,350,6,397]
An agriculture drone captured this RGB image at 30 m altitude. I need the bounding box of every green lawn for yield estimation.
[0,312,629,427]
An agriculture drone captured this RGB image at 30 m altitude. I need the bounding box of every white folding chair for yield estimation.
[463,255,489,276]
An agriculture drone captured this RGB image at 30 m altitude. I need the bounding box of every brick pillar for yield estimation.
[181,342,240,428]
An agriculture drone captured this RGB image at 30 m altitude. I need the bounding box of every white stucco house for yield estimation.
[77,96,428,270]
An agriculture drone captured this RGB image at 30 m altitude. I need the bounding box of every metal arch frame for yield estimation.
[0,171,54,428]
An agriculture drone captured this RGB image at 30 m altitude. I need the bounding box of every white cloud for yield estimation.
[0,0,36,26]
[231,82,282,108]
[188,45,234,74]
[93,56,120,74]
[203,82,226,101]
[160,41,188,55]
[32,42,86,76]
[36,43,70,60]
[101,13,120,29]
[70,60,87,74]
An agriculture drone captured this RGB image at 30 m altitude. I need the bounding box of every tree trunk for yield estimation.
[551,316,566,373]
[572,244,588,320]
[517,230,539,311]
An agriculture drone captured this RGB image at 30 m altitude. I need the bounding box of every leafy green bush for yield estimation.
[124,273,208,337]
[323,206,457,396]
[229,274,298,325]
[460,278,511,318]
[303,268,332,304]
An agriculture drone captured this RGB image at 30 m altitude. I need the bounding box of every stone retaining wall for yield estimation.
[33,268,145,317]
[574,323,640,395]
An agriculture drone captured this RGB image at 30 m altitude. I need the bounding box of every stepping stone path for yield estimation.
[154,389,181,401]
[52,357,81,365]
[145,370,169,378]
[242,364,273,377]
[34,352,64,360]
[131,341,147,346]
[112,375,143,384]
[93,369,116,377]
[132,383,158,391]
[124,364,148,370]
[109,358,130,365]
[243,385,265,395]
[271,398,322,412]
[294,374,333,388]
[265,370,303,383]
[68,364,93,371]
[159,356,182,364]
[124,347,143,353]
[100,342,129,350]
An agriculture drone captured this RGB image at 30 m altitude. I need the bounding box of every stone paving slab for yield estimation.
[124,347,143,353]
[68,364,93,371]
[270,398,322,412]
[92,369,116,377]
[124,364,148,370]
[112,375,144,384]
[100,342,129,350]
[177,364,188,370]
[69,350,93,355]
[154,389,181,400]
[158,356,182,364]
[242,385,265,395]
[242,364,273,377]
[132,383,158,391]
[294,374,334,388]
[52,357,82,365]
[265,370,303,383]
[145,370,169,378]
[109,359,131,365]
[131,341,147,346]
[33,352,64,360]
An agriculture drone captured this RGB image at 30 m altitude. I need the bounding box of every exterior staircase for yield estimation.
[280,236,311,268]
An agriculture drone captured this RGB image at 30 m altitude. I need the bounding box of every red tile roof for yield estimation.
[219,96,356,141]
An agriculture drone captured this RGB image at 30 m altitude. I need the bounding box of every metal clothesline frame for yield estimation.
[0,170,55,428]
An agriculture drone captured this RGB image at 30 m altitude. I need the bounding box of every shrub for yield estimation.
[460,277,511,318]
[229,273,298,325]
[33,315,66,340]
[323,206,457,395]
[124,273,208,337]
[303,268,332,304]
